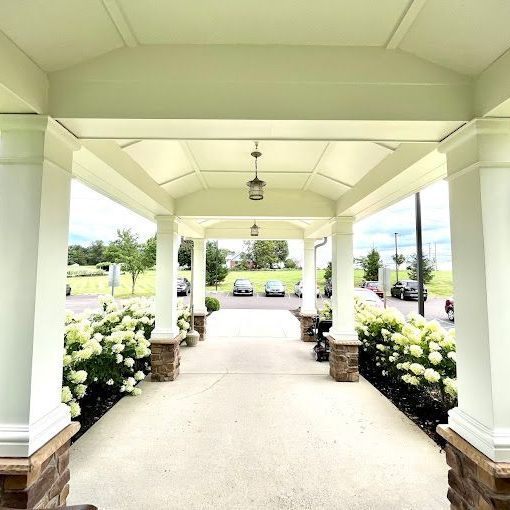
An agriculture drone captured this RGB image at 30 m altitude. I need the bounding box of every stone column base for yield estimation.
[327,337,361,382]
[299,314,316,342]
[0,422,79,509]
[438,425,510,509]
[151,336,182,382]
[194,313,207,341]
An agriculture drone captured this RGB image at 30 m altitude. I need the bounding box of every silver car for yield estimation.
[265,280,285,297]
[294,280,320,298]
[233,279,254,296]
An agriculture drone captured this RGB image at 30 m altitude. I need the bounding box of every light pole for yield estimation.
[394,232,399,282]
[415,193,425,316]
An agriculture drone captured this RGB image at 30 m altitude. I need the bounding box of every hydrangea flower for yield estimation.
[424,368,441,383]
[428,351,443,365]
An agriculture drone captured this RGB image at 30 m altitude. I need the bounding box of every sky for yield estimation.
[69,179,452,270]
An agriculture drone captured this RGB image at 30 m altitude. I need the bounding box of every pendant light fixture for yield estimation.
[247,142,266,200]
[250,220,260,237]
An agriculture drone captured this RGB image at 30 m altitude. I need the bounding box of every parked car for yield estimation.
[390,280,428,301]
[354,287,384,308]
[265,280,285,297]
[66,284,71,296]
[445,298,454,321]
[294,280,320,298]
[177,277,191,296]
[324,279,332,298]
[362,280,384,298]
[233,279,254,296]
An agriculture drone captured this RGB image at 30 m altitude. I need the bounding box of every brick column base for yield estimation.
[151,337,181,381]
[327,337,361,382]
[437,425,510,509]
[0,422,80,509]
[194,313,207,341]
[299,314,316,342]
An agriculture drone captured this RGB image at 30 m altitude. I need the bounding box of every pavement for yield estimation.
[66,292,454,329]
[69,309,448,510]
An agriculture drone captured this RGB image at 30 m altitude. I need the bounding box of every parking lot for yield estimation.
[66,291,453,329]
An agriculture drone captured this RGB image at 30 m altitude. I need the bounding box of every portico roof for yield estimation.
[1,0,510,239]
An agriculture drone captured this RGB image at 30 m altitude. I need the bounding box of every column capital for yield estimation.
[0,115,80,152]
[155,215,179,234]
[439,118,510,178]
[332,216,354,235]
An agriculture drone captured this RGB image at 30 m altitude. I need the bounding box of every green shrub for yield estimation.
[205,296,220,312]
[67,266,107,277]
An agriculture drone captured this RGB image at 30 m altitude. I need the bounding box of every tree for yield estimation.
[178,239,193,268]
[392,253,406,281]
[68,245,88,265]
[406,253,435,283]
[273,240,289,264]
[87,240,106,265]
[324,261,332,281]
[284,258,298,269]
[206,241,229,287]
[358,248,382,281]
[104,229,155,294]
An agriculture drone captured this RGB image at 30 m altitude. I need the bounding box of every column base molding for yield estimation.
[150,329,181,343]
[327,335,361,382]
[150,335,182,382]
[438,424,510,509]
[448,407,510,463]
[0,422,79,509]
[0,404,71,458]
[299,313,316,342]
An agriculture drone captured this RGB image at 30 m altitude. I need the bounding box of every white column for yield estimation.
[0,115,79,456]
[441,118,510,462]
[192,238,207,314]
[151,216,181,341]
[301,239,317,315]
[329,217,357,341]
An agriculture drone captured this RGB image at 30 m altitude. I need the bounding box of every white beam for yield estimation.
[176,188,335,219]
[180,141,208,190]
[0,30,47,113]
[49,45,471,123]
[386,0,428,50]
[475,49,510,117]
[74,140,174,220]
[101,0,138,48]
[336,142,444,220]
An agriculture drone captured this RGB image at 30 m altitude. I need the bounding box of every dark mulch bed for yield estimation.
[72,384,124,443]
[359,357,450,448]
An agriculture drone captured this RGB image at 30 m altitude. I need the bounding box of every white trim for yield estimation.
[327,330,359,343]
[386,0,428,50]
[449,407,510,462]
[0,404,70,457]
[150,328,181,342]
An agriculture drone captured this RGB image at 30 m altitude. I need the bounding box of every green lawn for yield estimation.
[68,267,453,298]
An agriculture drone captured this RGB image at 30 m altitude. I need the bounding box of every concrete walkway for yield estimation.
[69,310,448,510]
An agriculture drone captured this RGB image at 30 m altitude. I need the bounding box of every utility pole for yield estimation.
[394,232,399,282]
[415,193,425,316]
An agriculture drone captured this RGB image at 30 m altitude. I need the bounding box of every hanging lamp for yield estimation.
[250,220,260,237]
[247,142,266,200]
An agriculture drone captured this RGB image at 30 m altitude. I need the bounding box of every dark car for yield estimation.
[265,280,285,297]
[362,280,384,298]
[177,277,191,296]
[391,280,428,301]
[66,284,71,296]
[324,279,332,298]
[233,279,254,296]
[445,298,454,321]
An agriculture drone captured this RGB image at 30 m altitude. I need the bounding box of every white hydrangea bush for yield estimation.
[354,299,457,402]
[62,296,192,418]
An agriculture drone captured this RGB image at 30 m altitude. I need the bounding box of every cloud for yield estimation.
[69,180,156,245]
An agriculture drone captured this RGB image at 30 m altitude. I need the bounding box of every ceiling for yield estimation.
[1,0,509,75]
[119,139,395,200]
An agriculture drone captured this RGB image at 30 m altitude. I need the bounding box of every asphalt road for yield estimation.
[66,292,453,329]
